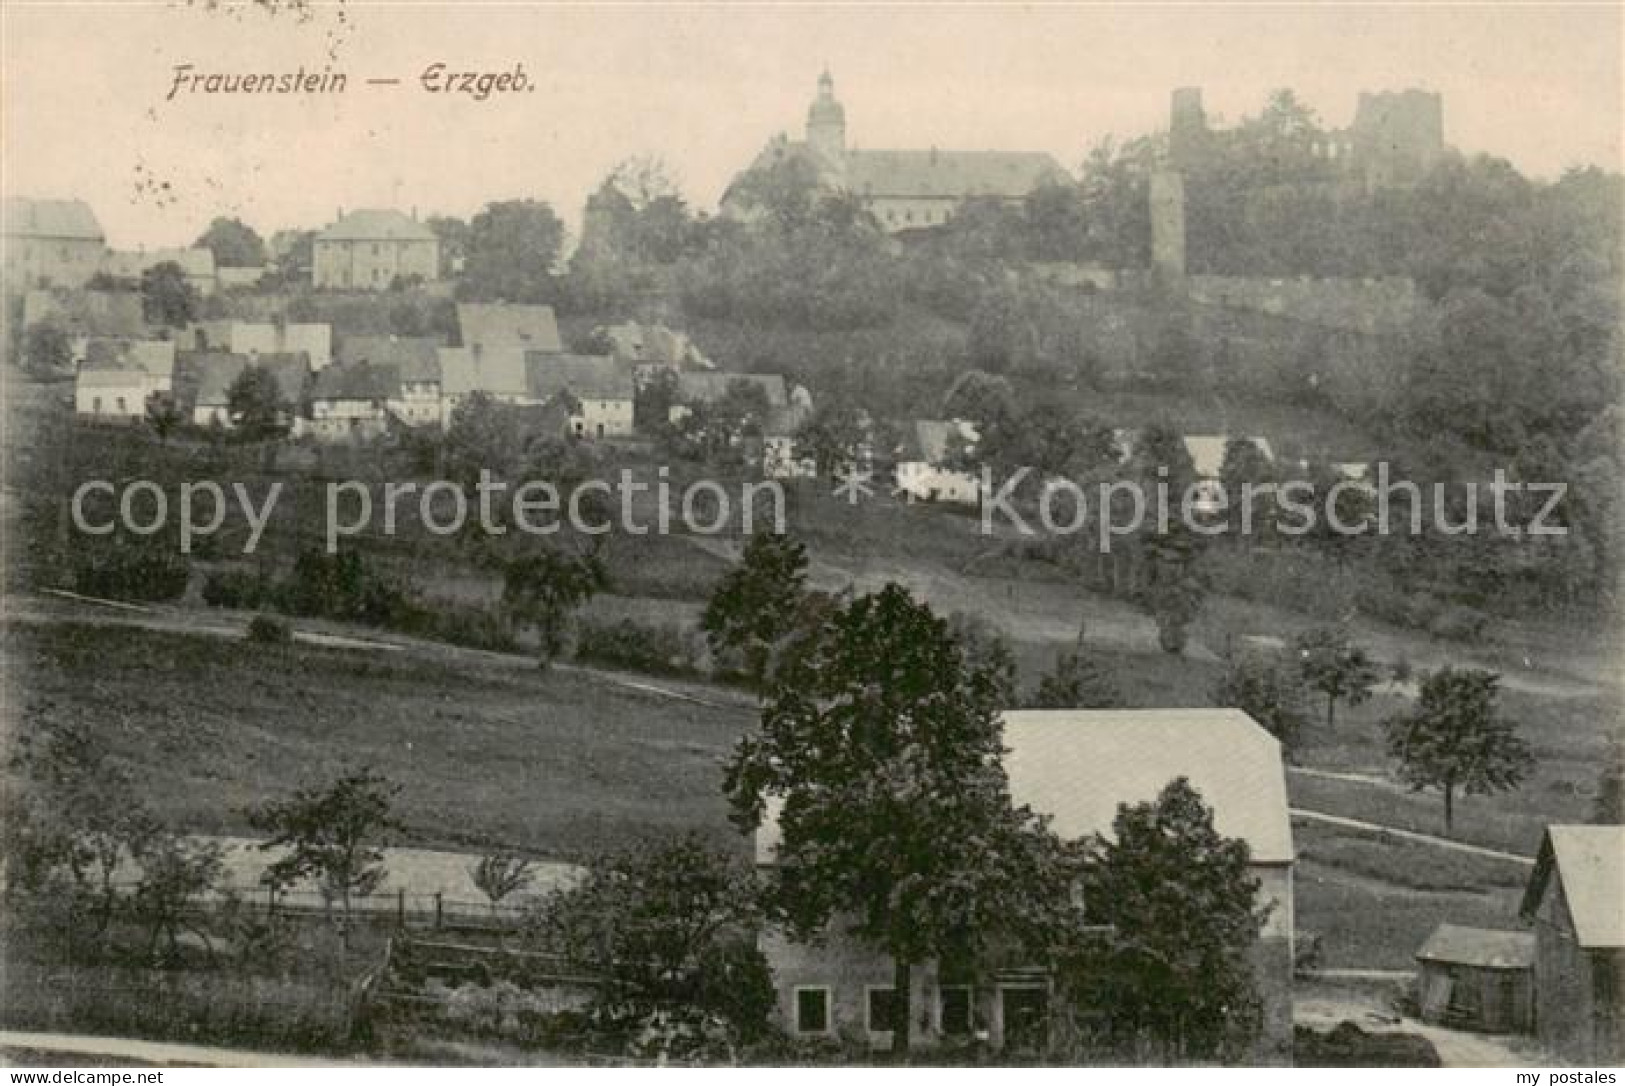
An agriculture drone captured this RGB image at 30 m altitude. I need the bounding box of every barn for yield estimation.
[1414,922,1535,1033]
[1519,825,1625,1063]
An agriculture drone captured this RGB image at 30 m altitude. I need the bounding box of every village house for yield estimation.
[312,208,439,291]
[74,338,176,421]
[1519,825,1624,1064]
[216,265,267,290]
[760,404,817,480]
[2,197,107,289]
[101,246,218,296]
[456,302,564,355]
[668,372,793,425]
[895,419,983,505]
[22,288,146,367]
[600,320,714,381]
[1183,434,1275,515]
[438,346,534,424]
[229,321,333,370]
[308,361,400,442]
[182,350,310,431]
[1414,923,1536,1034]
[338,335,443,427]
[755,708,1296,1062]
[525,354,635,439]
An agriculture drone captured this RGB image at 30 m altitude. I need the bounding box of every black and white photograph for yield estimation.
[0,0,1620,1073]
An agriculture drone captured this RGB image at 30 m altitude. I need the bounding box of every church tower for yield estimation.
[805,69,847,171]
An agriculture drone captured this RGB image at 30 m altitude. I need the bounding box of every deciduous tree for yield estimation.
[1384,668,1533,834]
[1293,626,1380,729]
[725,584,1072,1055]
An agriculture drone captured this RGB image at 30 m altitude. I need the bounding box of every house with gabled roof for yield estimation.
[339,335,443,427]
[525,353,634,439]
[895,418,983,505]
[230,321,332,370]
[1520,825,1625,1063]
[313,208,439,290]
[3,197,107,288]
[183,351,310,430]
[101,247,218,296]
[438,345,534,425]
[74,338,176,420]
[457,302,563,355]
[23,288,144,341]
[309,361,400,442]
[754,708,1295,1062]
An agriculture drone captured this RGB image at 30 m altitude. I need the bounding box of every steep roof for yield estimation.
[317,208,436,243]
[230,322,331,365]
[1521,825,1625,949]
[676,372,787,408]
[188,351,310,408]
[756,708,1293,866]
[23,289,145,339]
[456,303,563,353]
[906,418,979,463]
[1001,709,1294,864]
[602,321,713,369]
[311,361,400,402]
[1416,923,1534,970]
[845,148,1069,200]
[1183,434,1275,479]
[80,338,175,378]
[526,353,633,402]
[337,335,442,382]
[3,197,104,240]
[438,346,530,400]
[101,247,215,280]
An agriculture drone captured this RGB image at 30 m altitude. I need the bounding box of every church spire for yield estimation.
[807,67,846,165]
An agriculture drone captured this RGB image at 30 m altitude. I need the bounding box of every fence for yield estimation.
[99,879,532,934]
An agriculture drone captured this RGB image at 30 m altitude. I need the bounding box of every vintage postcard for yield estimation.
[1,1,1620,1073]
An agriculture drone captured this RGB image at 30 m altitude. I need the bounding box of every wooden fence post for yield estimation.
[434,891,443,931]
[397,888,406,930]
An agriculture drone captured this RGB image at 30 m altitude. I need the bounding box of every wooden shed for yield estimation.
[1415,923,1536,1033]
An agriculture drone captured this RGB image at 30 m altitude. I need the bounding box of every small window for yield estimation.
[940,987,972,1036]
[116,397,127,413]
[92,396,103,413]
[795,987,830,1035]
[867,987,899,1035]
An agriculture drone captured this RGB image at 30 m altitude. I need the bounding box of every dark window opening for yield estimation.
[867,987,899,1034]
[795,988,829,1035]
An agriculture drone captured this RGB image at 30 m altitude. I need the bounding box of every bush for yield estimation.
[574,618,703,677]
[70,542,189,603]
[394,602,518,653]
[1428,605,1491,643]
[247,614,292,645]
[202,568,273,609]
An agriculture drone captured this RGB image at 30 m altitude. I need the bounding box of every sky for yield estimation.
[3,2,1620,250]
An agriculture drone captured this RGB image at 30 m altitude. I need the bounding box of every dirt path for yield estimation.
[1295,997,1545,1068]
[4,593,756,715]
[0,1030,371,1067]
[1290,808,1534,866]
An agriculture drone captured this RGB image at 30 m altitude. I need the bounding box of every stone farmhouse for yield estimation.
[755,708,1296,1062]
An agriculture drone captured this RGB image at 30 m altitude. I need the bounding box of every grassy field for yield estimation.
[4,622,753,860]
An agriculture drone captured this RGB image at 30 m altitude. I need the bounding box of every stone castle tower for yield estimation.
[1149,170,1187,285]
[806,69,847,171]
[1169,86,1208,168]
